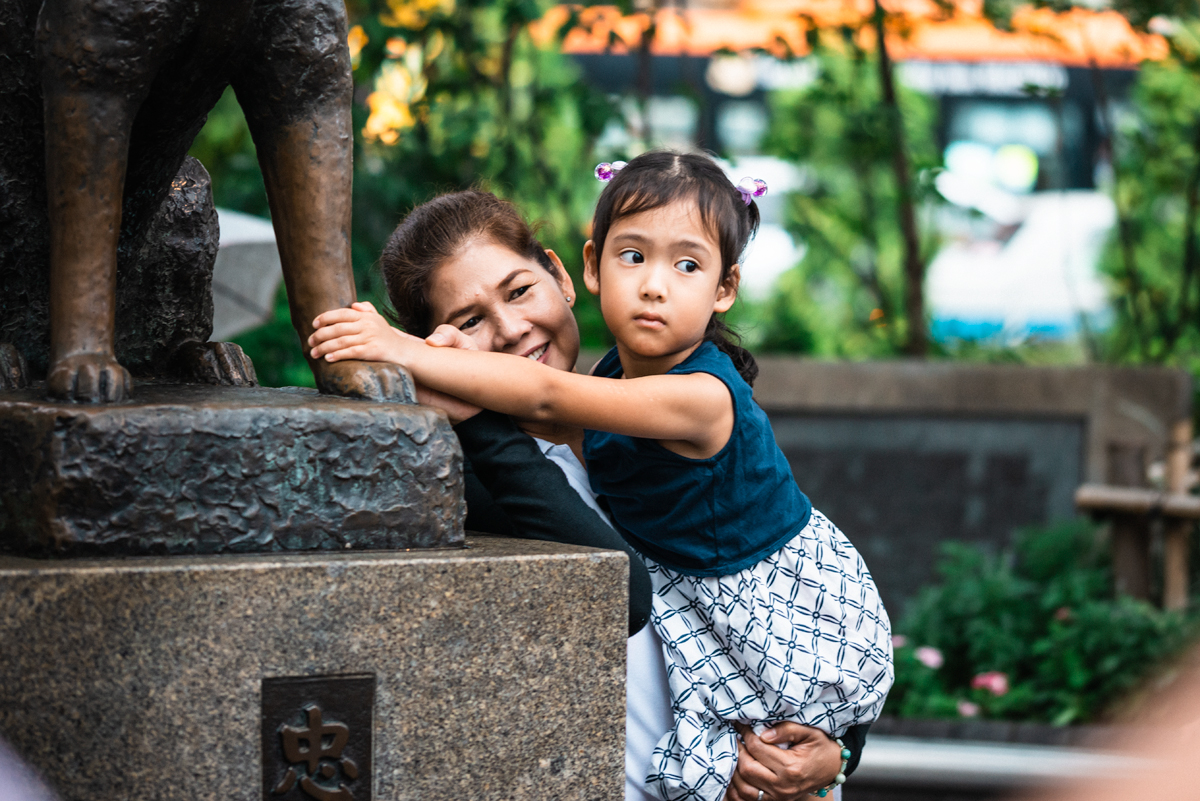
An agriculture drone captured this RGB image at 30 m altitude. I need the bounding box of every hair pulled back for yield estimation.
[591,151,760,385]
[380,190,560,337]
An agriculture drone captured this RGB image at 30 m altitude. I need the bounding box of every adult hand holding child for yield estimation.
[727,724,850,801]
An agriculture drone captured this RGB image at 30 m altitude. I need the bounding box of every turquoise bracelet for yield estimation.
[809,738,850,797]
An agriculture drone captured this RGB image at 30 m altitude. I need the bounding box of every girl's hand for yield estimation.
[308,301,415,364]
[726,723,843,801]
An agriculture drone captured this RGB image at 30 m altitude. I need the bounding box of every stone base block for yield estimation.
[0,536,627,800]
[0,383,464,556]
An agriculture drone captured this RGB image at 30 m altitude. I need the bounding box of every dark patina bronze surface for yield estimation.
[0,0,410,403]
[0,384,464,557]
[262,675,375,801]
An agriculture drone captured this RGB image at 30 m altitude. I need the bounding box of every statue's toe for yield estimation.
[175,341,258,387]
[47,354,132,403]
[0,344,30,390]
[314,360,415,403]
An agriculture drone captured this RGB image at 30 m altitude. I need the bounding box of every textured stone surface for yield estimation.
[0,537,628,801]
[0,384,463,556]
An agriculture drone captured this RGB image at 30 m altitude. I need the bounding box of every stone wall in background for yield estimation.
[772,415,1083,614]
[751,358,1192,615]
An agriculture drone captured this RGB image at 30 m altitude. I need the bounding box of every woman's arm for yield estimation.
[307,307,733,454]
[455,410,652,636]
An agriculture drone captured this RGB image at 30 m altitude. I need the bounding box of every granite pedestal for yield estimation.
[0,536,628,801]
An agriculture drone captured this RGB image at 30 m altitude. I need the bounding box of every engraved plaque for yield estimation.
[262,674,375,801]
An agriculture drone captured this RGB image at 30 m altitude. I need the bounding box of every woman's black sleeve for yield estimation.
[841,723,869,777]
[454,410,652,636]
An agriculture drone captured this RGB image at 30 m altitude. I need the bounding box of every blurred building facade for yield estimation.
[549,0,1162,335]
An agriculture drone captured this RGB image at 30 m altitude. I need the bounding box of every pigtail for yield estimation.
[705,316,758,386]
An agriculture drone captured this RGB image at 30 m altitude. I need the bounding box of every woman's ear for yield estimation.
[582,240,601,296]
[713,263,740,313]
[545,249,576,306]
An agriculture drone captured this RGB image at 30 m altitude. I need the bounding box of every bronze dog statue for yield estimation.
[0,0,411,403]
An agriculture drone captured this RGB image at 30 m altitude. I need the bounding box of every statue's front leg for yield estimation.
[40,85,133,402]
[246,111,414,403]
[233,0,413,403]
[37,0,178,402]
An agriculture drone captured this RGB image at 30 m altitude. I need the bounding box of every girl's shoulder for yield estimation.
[667,342,749,395]
[592,346,623,379]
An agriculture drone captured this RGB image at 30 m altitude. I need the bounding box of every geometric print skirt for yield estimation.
[643,510,894,801]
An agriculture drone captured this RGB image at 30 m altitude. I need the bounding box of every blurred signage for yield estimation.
[900,60,1068,97]
[710,57,1068,98]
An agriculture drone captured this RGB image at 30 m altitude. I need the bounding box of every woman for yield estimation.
[377,190,868,801]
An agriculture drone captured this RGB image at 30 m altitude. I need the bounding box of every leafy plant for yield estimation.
[888,521,1200,724]
[1098,27,1200,373]
[760,38,942,359]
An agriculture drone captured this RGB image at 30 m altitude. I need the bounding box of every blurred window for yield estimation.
[717,101,768,155]
[948,100,1058,154]
[646,96,699,149]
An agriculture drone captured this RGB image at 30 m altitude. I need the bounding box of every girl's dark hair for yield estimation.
[381,190,560,337]
[591,151,760,385]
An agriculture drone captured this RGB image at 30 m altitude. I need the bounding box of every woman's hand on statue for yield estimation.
[725,723,843,801]
[308,301,416,364]
[414,324,482,424]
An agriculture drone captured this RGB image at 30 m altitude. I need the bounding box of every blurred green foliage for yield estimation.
[190,0,618,386]
[760,37,942,358]
[1098,24,1200,376]
[889,521,1200,724]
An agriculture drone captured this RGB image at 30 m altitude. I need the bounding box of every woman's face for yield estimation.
[427,239,580,373]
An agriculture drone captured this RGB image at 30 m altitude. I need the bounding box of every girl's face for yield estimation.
[583,198,737,369]
[427,238,580,373]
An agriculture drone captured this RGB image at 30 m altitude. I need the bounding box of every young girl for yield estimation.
[309,152,893,801]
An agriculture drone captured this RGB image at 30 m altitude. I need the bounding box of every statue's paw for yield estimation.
[47,353,132,403]
[0,344,30,390]
[313,360,416,403]
[174,341,258,386]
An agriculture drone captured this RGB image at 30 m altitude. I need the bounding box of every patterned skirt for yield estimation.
[644,510,893,801]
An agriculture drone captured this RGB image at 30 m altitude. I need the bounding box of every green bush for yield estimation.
[888,521,1200,724]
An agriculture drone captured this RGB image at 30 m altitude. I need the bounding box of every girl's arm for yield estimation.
[309,306,734,456]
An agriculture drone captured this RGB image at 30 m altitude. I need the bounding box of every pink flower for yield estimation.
[1054,607,1073,623]
[914,646,944,669]
[971,671,1010,696]
[957,700,981,718]
[891,635,908,649]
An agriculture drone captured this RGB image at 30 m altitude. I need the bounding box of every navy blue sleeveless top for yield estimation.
[583,342,812,577]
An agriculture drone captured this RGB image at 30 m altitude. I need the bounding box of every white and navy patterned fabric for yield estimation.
[644,510,893,801]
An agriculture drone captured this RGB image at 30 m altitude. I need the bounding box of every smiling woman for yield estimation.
[381,191,572,343]
[427,240,579,372]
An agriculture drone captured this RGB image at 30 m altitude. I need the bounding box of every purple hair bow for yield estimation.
[737,177,768,205]
[594,161,627,182]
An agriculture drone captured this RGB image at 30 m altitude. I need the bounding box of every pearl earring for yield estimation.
[566,295,573,302]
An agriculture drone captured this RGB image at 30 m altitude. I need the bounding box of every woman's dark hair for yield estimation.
[380,190,560,337]
[591,151,760,385]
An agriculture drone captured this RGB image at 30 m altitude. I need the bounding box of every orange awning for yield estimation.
[536,0,1165,68]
